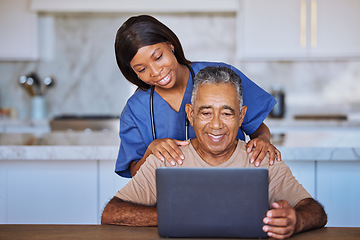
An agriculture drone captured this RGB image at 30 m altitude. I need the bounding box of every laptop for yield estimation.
[156,167,269,238]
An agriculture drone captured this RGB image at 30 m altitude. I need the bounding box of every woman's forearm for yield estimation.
[249,122,271,142]
[130,147,153,176]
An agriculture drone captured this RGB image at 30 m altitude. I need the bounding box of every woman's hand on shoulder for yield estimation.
[246,136,281,166]
[148,138,189,166]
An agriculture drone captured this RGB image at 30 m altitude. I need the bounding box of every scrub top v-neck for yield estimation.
[116,61,276,178]
[151,68,195,141]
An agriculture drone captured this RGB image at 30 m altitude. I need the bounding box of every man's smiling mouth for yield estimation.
[208,133,224,142]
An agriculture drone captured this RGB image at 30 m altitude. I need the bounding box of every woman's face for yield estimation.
[130,42,180,88]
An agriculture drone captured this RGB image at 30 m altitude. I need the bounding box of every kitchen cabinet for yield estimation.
[317,161,360,227]
[30,0,239,13]
[0,159,129,224]
[1,129,359,225]
[0,0,39,60]
[237,0,360,60]
[286,160,360,227]
[286,161,315,197]
[1,160,98,224]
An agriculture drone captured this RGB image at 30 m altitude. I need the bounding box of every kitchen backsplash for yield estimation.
[1,13,359,119]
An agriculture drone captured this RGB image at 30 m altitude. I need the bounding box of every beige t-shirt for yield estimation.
[115,140,311,208]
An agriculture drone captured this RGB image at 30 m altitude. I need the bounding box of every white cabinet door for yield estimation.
[0,0,38,60]
[1,160,98,224]
[309,0,360,58]
[237,0,360,60]
[317,161,360,227]
[238,0,305,60]
[98,160,130,221]
[285,161,315,198]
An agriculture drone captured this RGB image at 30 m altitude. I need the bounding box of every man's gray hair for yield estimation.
[191,66,243,109]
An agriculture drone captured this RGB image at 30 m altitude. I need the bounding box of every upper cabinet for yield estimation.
[237,0,360,60]
[30,0,239,13]
[0,0,39,61]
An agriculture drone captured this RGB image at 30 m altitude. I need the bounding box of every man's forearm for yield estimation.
[294,198,327,234]
[101,197,157,226]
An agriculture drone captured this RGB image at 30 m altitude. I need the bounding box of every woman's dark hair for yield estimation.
[115,15,191,90]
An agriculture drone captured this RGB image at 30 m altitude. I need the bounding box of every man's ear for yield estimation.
[238,105,247,127]
[185,104,194,127]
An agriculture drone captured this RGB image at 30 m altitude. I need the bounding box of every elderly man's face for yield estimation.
[186,83,247,157]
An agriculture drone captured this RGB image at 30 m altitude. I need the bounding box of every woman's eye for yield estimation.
[138,68,146,73]
[156,54,163,61]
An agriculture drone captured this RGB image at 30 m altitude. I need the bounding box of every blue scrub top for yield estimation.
[116,62,276,178]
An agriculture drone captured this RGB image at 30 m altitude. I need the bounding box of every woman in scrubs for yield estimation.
[115,15,281,178]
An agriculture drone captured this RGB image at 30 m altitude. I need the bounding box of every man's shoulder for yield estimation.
[179,142,192,152]
[144,154,166,169]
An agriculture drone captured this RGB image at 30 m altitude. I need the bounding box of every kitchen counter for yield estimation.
[0,132,119,160]
[0,131,124,225]
[1,127,360,226]
[272,130,360,161]
[1,127,359,161]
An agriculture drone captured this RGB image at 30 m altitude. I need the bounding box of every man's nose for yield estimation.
[209,114,223,129]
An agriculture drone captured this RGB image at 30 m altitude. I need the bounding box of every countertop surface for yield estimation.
[1,130,360,161]
[0,132,119,160]
[1,225,359,240]
[1,118,360,161]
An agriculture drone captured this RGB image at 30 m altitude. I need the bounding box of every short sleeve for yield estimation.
[268,161,312,208]
[115,154,162,206]
[115,93,153,178]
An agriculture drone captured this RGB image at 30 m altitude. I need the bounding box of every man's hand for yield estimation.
[262,200,296,239]
[263,198,327,239]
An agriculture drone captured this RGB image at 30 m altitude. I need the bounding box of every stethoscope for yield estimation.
[150,64,195,141]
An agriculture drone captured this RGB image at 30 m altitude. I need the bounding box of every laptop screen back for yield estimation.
[156,167,269,238]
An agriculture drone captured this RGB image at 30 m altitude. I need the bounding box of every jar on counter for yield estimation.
[269,85,285,118]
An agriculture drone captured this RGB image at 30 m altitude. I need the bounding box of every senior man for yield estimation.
[102,66,327,239]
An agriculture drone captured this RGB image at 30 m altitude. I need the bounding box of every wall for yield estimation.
[0,12,359,119]
[240,60,360,115]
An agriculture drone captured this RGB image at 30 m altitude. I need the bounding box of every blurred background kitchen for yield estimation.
[1,0,360,120]
[1,0,359,227]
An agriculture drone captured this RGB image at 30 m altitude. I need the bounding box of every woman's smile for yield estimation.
[157,71,172,86]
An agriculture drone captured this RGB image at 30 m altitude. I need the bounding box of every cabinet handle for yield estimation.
[310,0,317,47]
[300,0,307,48]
